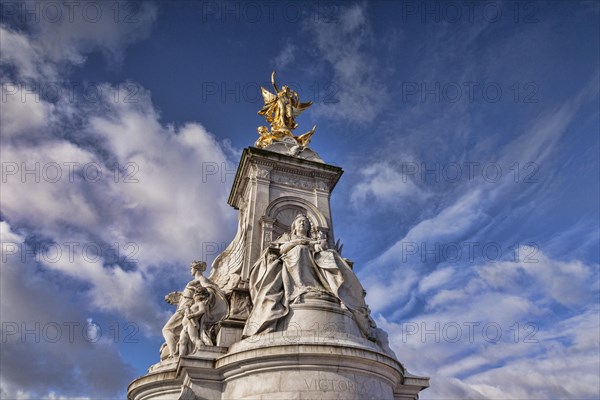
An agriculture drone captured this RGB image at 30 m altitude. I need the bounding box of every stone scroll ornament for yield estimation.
[159,261,229,360]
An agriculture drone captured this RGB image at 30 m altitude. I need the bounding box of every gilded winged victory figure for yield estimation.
[256,72,316,149]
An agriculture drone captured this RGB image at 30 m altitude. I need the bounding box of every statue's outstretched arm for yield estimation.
[271,71,280,93]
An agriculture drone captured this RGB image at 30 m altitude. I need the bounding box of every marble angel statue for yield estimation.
[160,261,229,359]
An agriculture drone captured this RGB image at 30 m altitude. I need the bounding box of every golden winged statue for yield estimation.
[256,72,316,149]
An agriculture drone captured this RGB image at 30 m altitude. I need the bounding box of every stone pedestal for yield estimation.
[128,147,429,399]
[218,344,402,400]
[216,319,244,347]
[128,347,228,400]
[129,335,427,400]
[129,299,428,400]
[278,297,363,340]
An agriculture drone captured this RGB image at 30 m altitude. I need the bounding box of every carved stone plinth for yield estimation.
[215,319,244,347]
[129,337,427,400]
[128,145,429,400]
[128,347,228,400]
[218,342,408,400]
[129,299,428,400]
[278,297,363,342]
[226,286,251,321]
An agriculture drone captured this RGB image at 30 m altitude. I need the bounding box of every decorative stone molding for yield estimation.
[249,164,271,180]
[228,147,343,210]
[271,170,313,190]
[228,287,252,322]
[265,197,328,229]
[314,178,329,191]
[259,216,276,249]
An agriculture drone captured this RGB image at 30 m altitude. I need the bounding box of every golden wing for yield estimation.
[260,87,277,111]
[260,87,277,105]
[291,101,313,118]
[258,87,277,116]
[296,125,316,146]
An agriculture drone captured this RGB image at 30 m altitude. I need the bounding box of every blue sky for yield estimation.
[1,1,598,398]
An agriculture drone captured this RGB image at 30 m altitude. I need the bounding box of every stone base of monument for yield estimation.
[128,347,229,400]
[278,295,365,342]
[216,319,245,348]
[128,299,428,400]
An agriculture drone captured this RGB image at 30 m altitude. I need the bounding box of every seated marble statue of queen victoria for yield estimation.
[243,214,373,339]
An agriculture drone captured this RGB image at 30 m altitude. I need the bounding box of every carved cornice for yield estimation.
[228,147,344,209]
[271,170,313,190]
[252,157,338,179]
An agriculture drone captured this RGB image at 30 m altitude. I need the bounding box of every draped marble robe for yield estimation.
[243,232,372,338]
[161,275,229,359]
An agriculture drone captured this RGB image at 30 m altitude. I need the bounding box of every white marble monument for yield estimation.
[128,72,429,400]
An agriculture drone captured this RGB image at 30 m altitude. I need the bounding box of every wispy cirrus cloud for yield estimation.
[273,41,296,70]
[350,161,431,206]
[301,3,387,124]
[349,12,599,398]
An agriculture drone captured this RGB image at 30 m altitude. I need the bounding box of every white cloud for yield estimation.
[0,27,56,81]
[0,2,157,82]
[375,249,600,399]
[1,140,100,227]
[43,394,91,400]
[437,354,490,377]
[274,42,296,70]
[418,267,455,294]
[496,72,599,175]
[1,222,136,398]
[350,162,430,206]
[304,3,386,123]
[0,81,55,137]
[365,188,484,274]
[1,88,237,331]
[364,268,420,312]
[358,189,485,317]
[462,317,600,399]
[35,2,156,66]
[0,8,239,397]
[478,247,597,307]
[358,74,598,315]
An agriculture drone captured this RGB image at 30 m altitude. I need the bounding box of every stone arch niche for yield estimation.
[260,196,330,250]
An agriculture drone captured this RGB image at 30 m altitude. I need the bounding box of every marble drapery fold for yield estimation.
[243,215,372,338]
